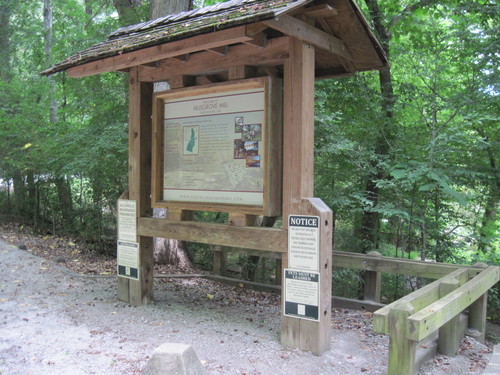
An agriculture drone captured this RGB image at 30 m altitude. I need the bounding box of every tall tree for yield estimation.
[151,0,193,18]
[149,0,195,269]
[0,0,14,82]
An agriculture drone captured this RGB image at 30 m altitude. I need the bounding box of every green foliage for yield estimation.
[332,268,363,299]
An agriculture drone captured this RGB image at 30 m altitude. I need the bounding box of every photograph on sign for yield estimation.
[284,269,320,321]
[117,199,137,242]
[288,215,320,271]
[117,241,139,280]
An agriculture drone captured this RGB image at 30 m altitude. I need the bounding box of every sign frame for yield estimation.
[151,77,282,216]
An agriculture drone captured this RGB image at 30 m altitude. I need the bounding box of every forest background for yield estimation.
[0,0,498,318]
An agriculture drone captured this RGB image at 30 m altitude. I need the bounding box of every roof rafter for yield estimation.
[67,26,253,78]
[138,36,291,82]
[263,14,352,61]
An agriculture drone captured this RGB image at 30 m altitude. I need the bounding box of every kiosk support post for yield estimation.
[118,67,154,306]
[281,38,332,355]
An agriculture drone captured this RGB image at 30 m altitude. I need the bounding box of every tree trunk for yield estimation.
[12,172,26,219]
[151,0,192,19]
[150,0,193,268]
[113,0,143,25]
[359,0,395,253]
[44,0,58,123]
[0,0,13,82]
[477,130,499,254]
[153,208,193,269]
[85,0,92,15]
[55,175,74,232]
[241,216,277,281]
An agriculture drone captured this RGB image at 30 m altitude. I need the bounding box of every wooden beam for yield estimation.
[168,75,196,89]
[206,46,227,56]
[264,14,352,61]
[333,250,472,279]
[137,217,287,252]
[170,54,190,62]
[138,36,290,82]
[228,65,257,81]
[244,32,267,48]
[302,4,338,18]
[67,26,253,78]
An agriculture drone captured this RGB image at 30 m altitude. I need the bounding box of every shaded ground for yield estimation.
[0,222,495,374]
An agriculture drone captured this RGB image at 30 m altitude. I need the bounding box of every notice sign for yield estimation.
[117,199,137,242]
[284,269,320,321]
[117,241,139,280]
[288,215,320,271]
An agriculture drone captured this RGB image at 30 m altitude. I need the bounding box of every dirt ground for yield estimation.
[0,225,496,375]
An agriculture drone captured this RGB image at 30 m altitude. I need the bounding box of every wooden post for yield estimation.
[212,247,228,276]
[118,67,154,306]
[388,300,416,375]
[438,279,460,355]
[468,292,488,343]
[280,37,332,355]
[363,250,382,302]
[469,262,489,343]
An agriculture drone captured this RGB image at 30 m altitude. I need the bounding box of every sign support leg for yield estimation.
[119,67,154,306]
[281,38,332,355]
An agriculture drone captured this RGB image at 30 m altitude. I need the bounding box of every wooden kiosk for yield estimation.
[42,0,388,355]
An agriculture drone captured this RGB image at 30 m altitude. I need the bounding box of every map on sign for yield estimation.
[162,84,266,206]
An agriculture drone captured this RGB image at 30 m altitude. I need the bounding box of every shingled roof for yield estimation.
[41,0,388,78]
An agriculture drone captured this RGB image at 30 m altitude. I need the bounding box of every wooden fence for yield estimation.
[331,251,499,375]
[209,249,499,374]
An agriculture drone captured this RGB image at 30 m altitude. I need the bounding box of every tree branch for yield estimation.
[388,0,441,29]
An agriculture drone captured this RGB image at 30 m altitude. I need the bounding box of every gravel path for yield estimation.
[0,239,493,374]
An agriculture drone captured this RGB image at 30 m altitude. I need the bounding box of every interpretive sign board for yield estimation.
[117,199,137,242]
[288,215,320,271]
[117,241,139,280]
[284,269,320,321]
[152,77,282,216]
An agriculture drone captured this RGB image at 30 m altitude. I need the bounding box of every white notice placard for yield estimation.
[288,215,320,271]
[284,269,320,321]
[118,199,137,242]
[117,241,139,280]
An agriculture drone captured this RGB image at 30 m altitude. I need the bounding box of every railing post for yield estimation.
[468,292,488,343]
[468,263,489,343]
[364,250,382,302]
[212,246,227,276]
[388,300,416,375]
[438,279,460,356]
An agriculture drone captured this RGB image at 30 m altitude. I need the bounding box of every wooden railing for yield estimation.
[376,265,498,374]
[209,248,499,374]
[330,251,500,375]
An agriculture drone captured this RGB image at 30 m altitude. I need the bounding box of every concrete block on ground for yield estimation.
[143,343,206,375]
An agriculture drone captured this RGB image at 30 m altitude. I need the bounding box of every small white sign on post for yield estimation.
[288,215,320,271]
[284,269,320,321]
[117,199,137,242]
[117,199,138,280]
[117,240,139,280]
